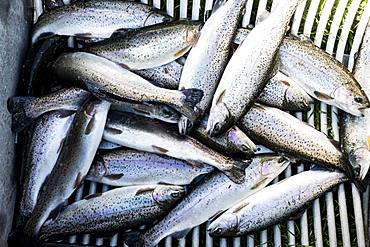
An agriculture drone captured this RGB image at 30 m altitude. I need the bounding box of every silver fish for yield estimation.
[125,155,290,247]
[24,98,111,237]
[86,149,214,186]
[207,0,304,136]
[39,185,185,240]
[85,20,201,70]
[177,0,249,134]
[19,110,75,221]
[111,101,180,124]
[32,0,171,44]
[258,72,313,111]
[238,104,351,174]
[103,112,249,183]
[8,87,90,132]
[53,52,203,121]
[341,20,370,186]
[279,36,369,116]
[208,169,348,236]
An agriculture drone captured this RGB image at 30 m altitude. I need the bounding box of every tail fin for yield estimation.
[124,231,146,247]
[223,160,249,184]
[7,96,35,114]
[178,116,194,135]
[177,88,203,122]
[11,111,36,133]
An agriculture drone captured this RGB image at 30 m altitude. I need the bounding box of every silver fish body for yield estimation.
[279,36,369,116]
[103,112,249,183]
[208,170,348,236]
[128,155,290,247]
[19,110,75,220]
[86,149,214,186]
[177,0,249,134]
[8,87,90,132]
[53,52,203,121]
[86,21,201,70]
[135,60,183,89]
[39,185,185,240]
[207,0,303,136]
[341,21,370,185]
[32,0,171,44]
[238,104,350,174]
[258,72,313,111]
[24,98,111,237]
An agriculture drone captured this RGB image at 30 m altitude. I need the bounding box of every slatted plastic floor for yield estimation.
[33,0,370,246]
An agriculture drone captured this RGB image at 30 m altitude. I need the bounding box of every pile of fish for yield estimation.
[8,0,370,246]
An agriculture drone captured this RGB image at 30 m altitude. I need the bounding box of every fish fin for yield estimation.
[177,88,204,121]
[209,210,226,222]
[158,181,175,185]
[152,145,169,154]
[250,177,269,190]
[187,160,206,169]
[132,104,151,115]
[119,63,131,70]
[105,126,123,135]
[57,137,66,154]
[33,32,54,44]
[366,136,370,150]
[171,228,191,239]
[85,115,96,135]
[329,139,340,149]
[215,89,226,105]
[178,116,193,135]
[7,96,35,114]
[123,231,145,247]
[105,173,124,180]
[211,0,228,14]
[74,172,84,189]
[232,201,250,213]
[280,79,291,87]
[57,110,75,118]
[313,91,334,101]
[48,202,67,221]
[110,28,136,38]
[223,160,249,184]
[174,46,191,58]
[84,192,102,200]
[11,111,35,133]
[288,208,306,220]
[74,33,93,39]
[253,103,267,112]
[135,187,155,196]
[256,10,270,25]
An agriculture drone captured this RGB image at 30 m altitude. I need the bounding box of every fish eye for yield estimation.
[214,123,221,132]
[171,192,180,198]
[354,97,364,104]
[214,228,223,234]
[278,157,286,163]
[241,144,249,151]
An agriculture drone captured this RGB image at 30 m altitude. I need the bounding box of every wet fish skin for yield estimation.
[192,116,256,155]
[86,20,201,70]
[279,36,369,116]
[341,21,370,186]
[53,52,203,121]
[8,87,90,132]
[24,98,111,237]
[39,185,185,240]
[238,103,351,174]
[111,101,180,124]
[207,0,304,136]
[103,112,249,184]
[86,149,214,186]
[208,169,348,236]
[177,0,249,134]
[32,0,172,44]
[258,72,313,111]
[19,110,75,221]
[125,155,290,247]
[135,60,183,89]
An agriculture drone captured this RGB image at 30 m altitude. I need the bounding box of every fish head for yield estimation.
[184,21,202,45]
[227,127,256,154]
[152,104,180,123]
[332,86,370,116]
[143,12,173,27]
[348,148,370,181]
[88,156,107,178]
[208,213,239,237]
[153,185,186,206]
[256,155,291,177]
[207,103,233,136]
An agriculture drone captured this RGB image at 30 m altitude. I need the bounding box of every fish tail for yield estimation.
[124,231,147,247]
[178,115,193,135]
[223,160,249,184]
[177,88,203,121]
[8,96,38,132]
[7,96,35,114]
